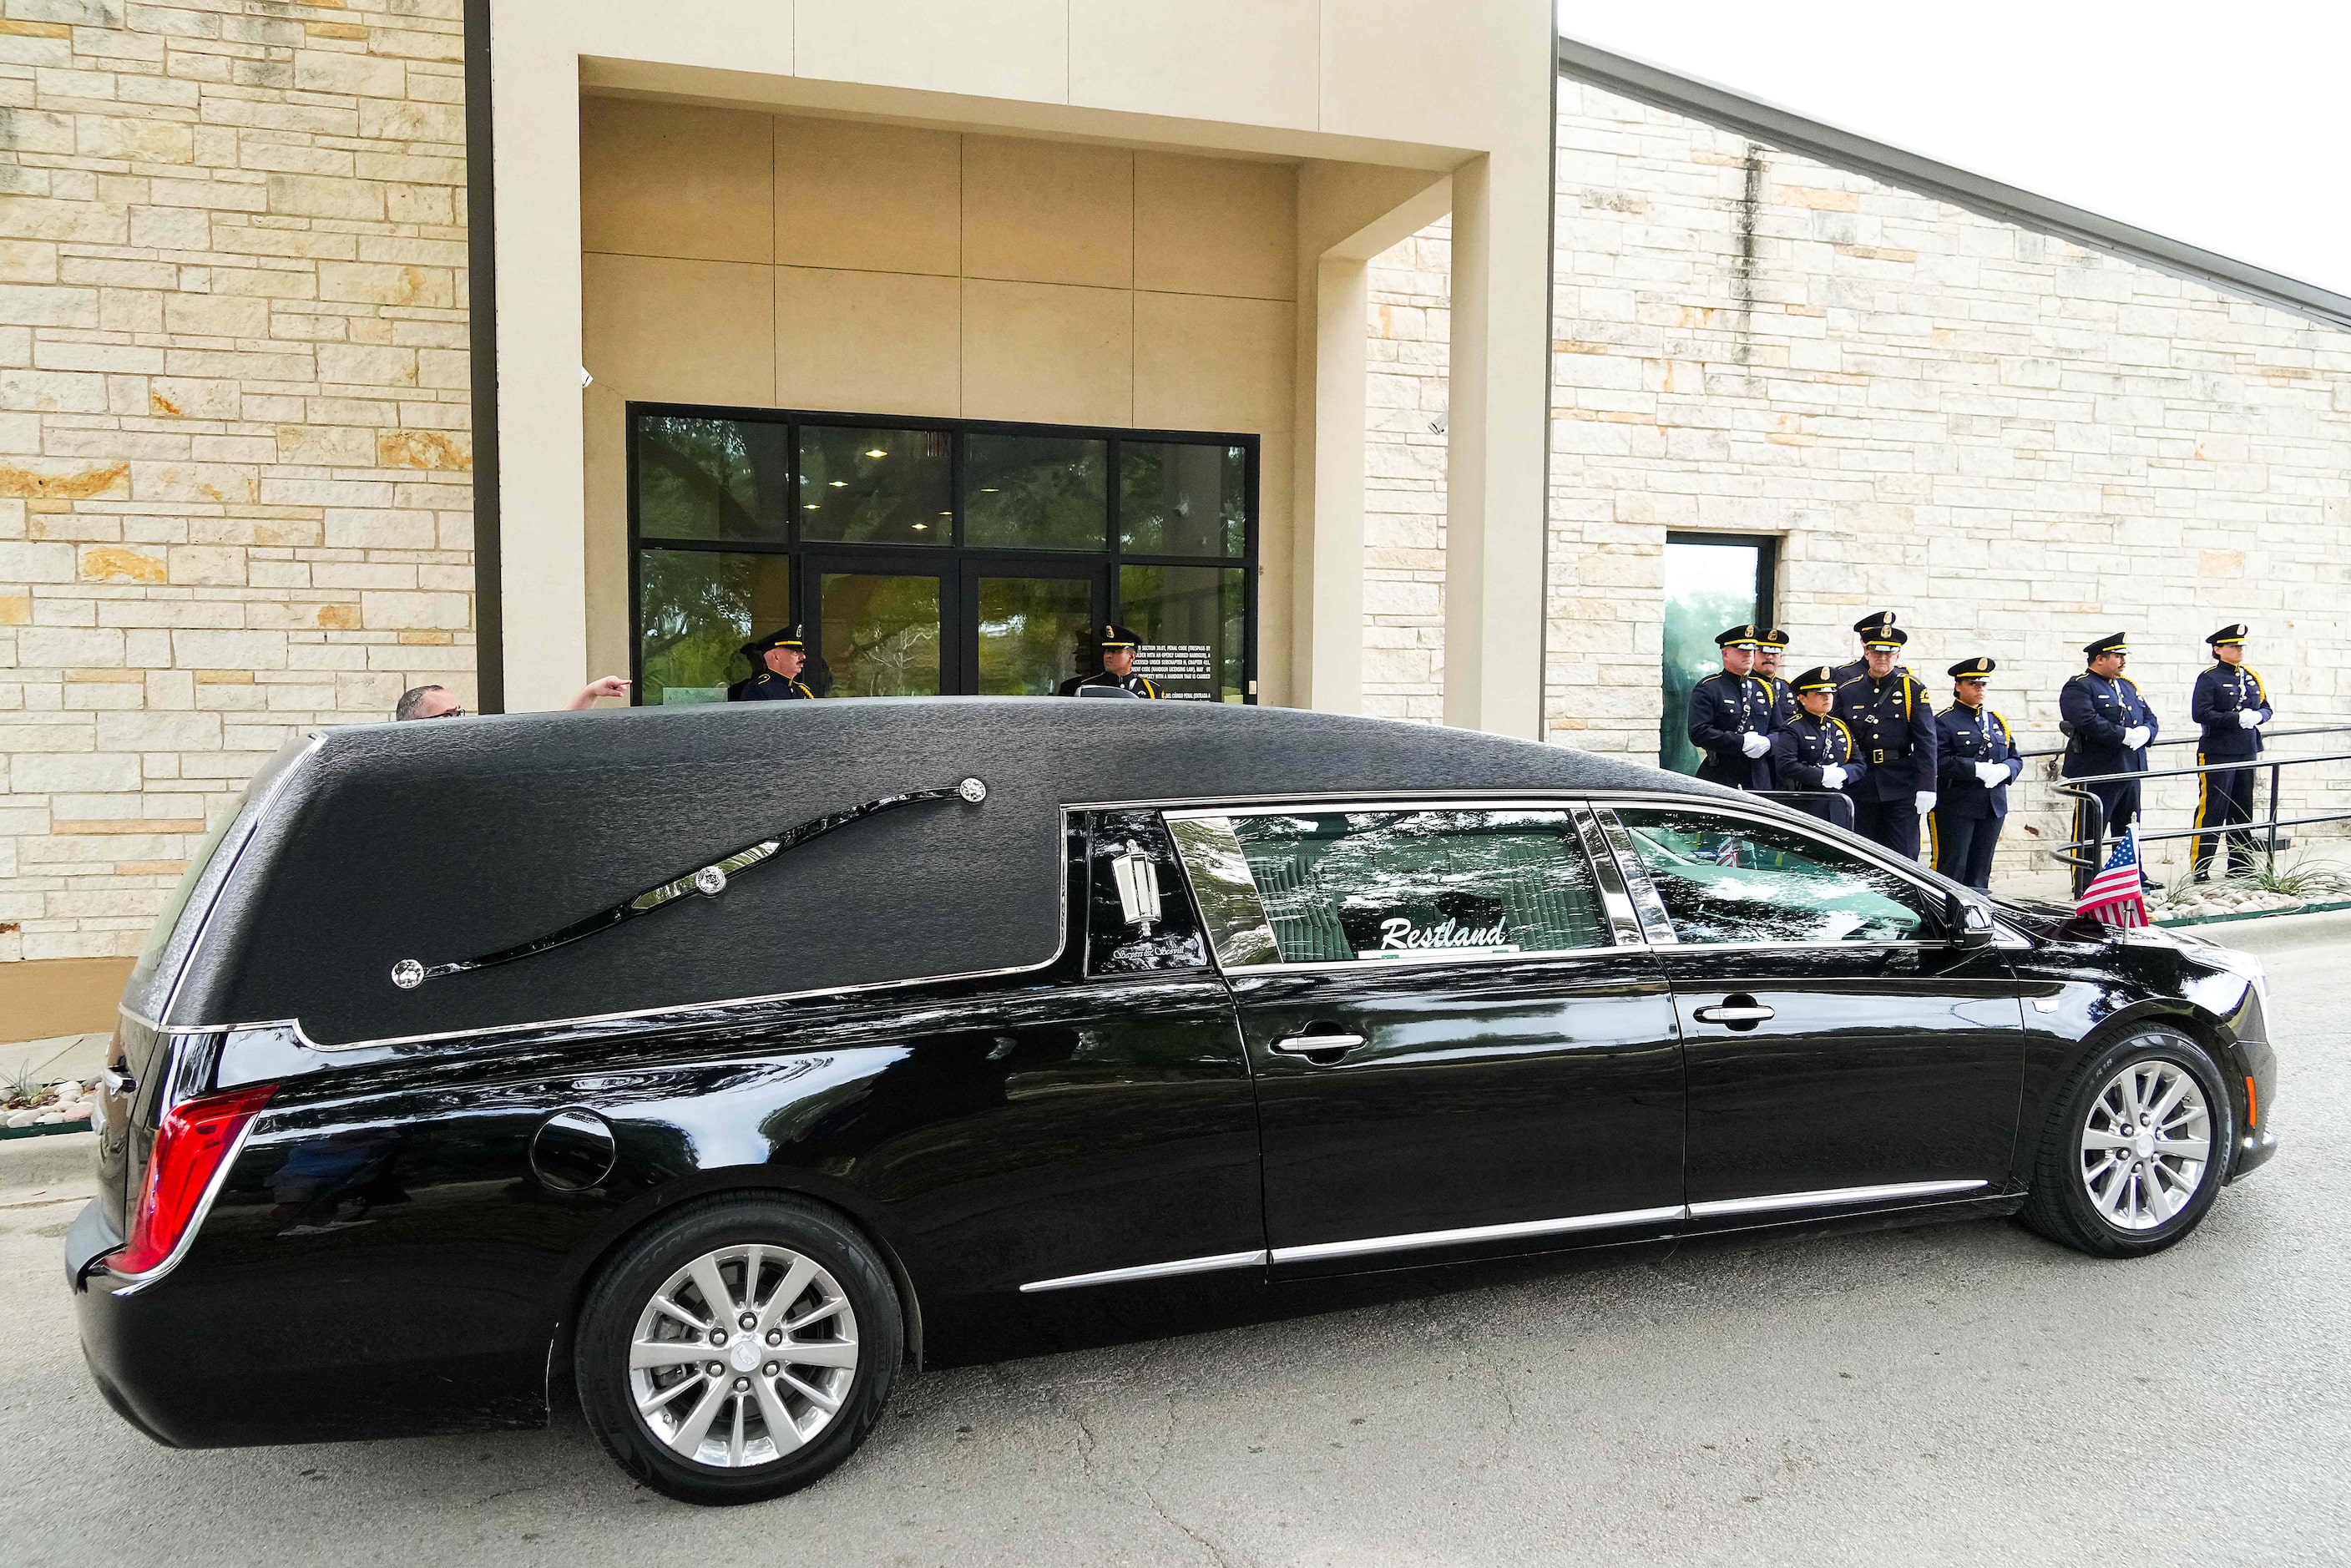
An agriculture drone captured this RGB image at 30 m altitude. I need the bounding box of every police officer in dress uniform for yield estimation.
[1057,623,1165,697]
[1833,610,1913,685]
[2190,622,2273,882]
[1929,656,2023,892]
[1686,624,1776,788]
[1770,664,1863,826]
[2058,632,2158,896]
[1832,621,1939,858]
[1752,627,1798,728]
[728,625,817,701]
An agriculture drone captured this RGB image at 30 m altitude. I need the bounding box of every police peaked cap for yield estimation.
[1853,610,1898,638]
[2083,632,2129,658]
[1757,627,1791,649]
[1791,664,1840,694]
[1095,623,1144,650]
[741,624,806,659]
[1948,656,1995,681]
[1861,625,1909,650]
[1714,624,1762,648]
[2207,623,2248,646]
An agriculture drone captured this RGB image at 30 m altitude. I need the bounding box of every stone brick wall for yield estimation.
[0,0,470,966]
[1363,216,1449,723]
[1368,78,2351,874]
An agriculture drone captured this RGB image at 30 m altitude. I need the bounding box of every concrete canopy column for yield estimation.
[1441,149,1553,740]
[488,16,590,711]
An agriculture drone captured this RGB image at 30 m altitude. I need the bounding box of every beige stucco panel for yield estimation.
[774,116,961,276]
[582,252,776,407]
[1317,0,1554,146]
[1068,0,1317,130]
[582,380,631,684]
[1134,153,1296,301]
[961,279,1132,427]
[792,0,1068,102]
[961,136,1135,291]
[1133,291,1295,433]
[776,266,961,417]
[581,97,774,265]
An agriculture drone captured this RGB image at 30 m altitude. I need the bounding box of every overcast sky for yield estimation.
[1556,1,2348,301]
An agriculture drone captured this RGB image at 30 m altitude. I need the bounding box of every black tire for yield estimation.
[2020,1025,2234,1258]
[576,1194,902,1505]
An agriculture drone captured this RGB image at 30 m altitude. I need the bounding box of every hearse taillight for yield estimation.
[114,1083,277,1279]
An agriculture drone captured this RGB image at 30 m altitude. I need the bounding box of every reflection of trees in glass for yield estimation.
[965,436,1107,550]
[1615,809,1928,943]
[639,551,791,704]
[978,577,1093,695]
[798,427,951,546]
[1120,443,1245,557]
[1121,565,1244,701]
[1660,541,1768,771]
[821,574,942,697]
[637,418,787,542]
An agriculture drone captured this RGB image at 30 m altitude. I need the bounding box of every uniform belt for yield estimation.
[1869,745,1911,764]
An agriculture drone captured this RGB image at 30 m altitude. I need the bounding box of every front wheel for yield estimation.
[2021,1026,2232,1257]
[576,1195,902,1505]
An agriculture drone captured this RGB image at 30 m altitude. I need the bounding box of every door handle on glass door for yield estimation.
[1271,1032,1367,1056]
[1693,1003,1774,1025]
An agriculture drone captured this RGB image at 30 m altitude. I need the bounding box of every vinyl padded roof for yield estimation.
[165,698,1718,1047]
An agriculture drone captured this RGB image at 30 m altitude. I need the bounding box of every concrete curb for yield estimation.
[2178,906,2351,957]
[0,1129,94,1191]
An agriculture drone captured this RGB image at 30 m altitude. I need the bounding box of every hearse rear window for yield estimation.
[1170,809,1607,967]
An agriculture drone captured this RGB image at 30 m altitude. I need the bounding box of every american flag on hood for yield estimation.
[2076,827,2150,928]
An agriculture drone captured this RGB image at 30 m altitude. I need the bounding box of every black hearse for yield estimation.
[67,700,2278,1504]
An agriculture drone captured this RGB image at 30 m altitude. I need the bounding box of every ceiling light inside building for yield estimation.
[864,448,887,458]
[829,480,847,488]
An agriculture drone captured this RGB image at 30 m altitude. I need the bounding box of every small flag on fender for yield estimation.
[2076,826,2150,928]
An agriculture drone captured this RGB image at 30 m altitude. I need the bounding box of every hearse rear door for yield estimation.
[1165,803,1686,1278]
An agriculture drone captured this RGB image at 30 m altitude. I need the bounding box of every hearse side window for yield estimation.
[1171,809,1608,967]
[1084,812,1207,974]
[1607,807,1934,946]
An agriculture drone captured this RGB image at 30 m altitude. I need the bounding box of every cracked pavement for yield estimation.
[3,940,2344,1565]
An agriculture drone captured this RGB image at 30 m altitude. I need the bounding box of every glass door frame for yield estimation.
[1658,530,1779,773]
[958,555,1111,698]
[625,402,1261,705]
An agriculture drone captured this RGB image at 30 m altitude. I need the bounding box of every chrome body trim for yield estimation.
[1269,1204,1686,1265]
[1019,1249,1268,1293]
[1686,1178,1989,1219]
[1569,803,1646,947]
[104,1115,266,1297]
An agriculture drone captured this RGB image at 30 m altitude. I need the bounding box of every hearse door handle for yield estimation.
[1693,1002,1775,1026]
[1271,1032,1367,1057]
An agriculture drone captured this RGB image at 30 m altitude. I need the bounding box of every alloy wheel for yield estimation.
[628,1243,860,1469]
[2079,1060,2212,1232]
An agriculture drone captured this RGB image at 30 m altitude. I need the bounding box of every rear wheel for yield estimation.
[2022,1026,2232,1257]
[576,1195,902,1504]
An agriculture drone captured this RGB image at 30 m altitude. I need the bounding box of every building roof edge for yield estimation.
[1555,34,2351,335]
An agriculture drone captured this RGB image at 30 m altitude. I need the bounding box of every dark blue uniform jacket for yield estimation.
[1831,672,1938,800]
[733,671,815,701]
[2058,673,2157,779]
[1934,701,2022,820]
[1770,712,1864,792]
[2191,662,2272,761]
[1686,670,1774,788]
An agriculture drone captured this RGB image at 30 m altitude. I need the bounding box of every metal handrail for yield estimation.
[2012,721,2351,761]
[2041,746,2351,878]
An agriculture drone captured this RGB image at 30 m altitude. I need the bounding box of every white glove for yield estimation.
[1974,760,2009,787]
[2123,725,2151,750]
[2238,710,2263,729]
[1915,792,1938,816]
[1740,731,1770,758]
[1818,764,1847,789]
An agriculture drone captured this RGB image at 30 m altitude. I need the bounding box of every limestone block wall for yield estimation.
[0,0,472,967]
[1365,78,2351,869]
[1363,215,1448,723]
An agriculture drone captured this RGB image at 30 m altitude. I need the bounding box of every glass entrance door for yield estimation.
[963,561,1107,696]
[807,559,951,697]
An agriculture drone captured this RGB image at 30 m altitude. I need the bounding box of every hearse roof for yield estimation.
[154,698,1725,1047]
